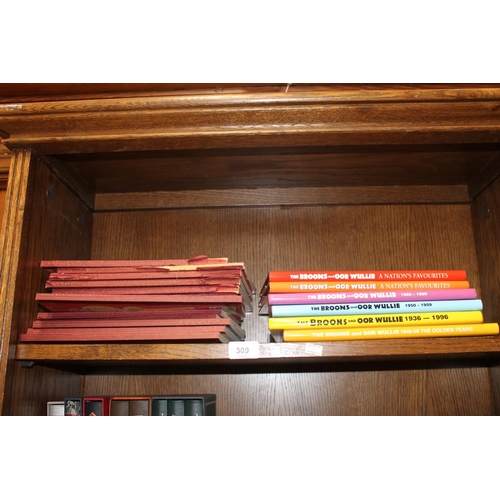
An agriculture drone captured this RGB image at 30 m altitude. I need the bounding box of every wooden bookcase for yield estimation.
[1,84,500,415]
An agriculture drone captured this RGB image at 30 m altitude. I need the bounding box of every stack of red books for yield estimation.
[20,256,255,343]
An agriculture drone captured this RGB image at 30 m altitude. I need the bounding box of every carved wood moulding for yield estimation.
[0,86,499,155]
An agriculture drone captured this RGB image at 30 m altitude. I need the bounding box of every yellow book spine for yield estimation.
[269,310,484,330]
[283,323,500,342]
[268,281,470,293]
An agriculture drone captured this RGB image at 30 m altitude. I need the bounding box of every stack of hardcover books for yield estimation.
[21,256,255,343]
[259,269,499,342]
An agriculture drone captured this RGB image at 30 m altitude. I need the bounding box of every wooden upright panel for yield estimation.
[0,149,36,413]
[472,176,500,415]
[0,189,5,227]
[1,153,93,415]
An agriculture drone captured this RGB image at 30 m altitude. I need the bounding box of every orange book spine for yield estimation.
[268,270,467,282]
[268,281,470,293]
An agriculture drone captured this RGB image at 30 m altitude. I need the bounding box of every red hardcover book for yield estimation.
[29,301,246,341]
[35,292,243,307]
[40,256,229,268]
[36,304,244,323]
[31,316,235,329]
[36,308,228,321]
[48,285,241,295]
[30,310,246,340]
[44,259,255,296]
[43,260,246,277]
[47,270,243,281]
[83,397,111,416]
[20,326,237,342]
[50,267,198,275]
[45,277,241,288]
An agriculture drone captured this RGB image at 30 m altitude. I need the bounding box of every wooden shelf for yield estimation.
[16,337,500,366]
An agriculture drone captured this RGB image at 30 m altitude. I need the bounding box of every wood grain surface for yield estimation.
[1,83,499,103]
[0,151,92,414]
[0,189,5,223]
[61,146,498,199]
[2,87,500,154]
[472,176,500,412]
[0,149,35,412]
[81,365,495,416]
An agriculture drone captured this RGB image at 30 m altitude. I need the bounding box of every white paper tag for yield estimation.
[305,343,323,356]
[228,341,260,359]
[269,344,281,357]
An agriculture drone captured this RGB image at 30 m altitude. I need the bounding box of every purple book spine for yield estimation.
[267,288,477,305]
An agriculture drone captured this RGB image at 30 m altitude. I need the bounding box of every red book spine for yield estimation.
[36,308,226,320]
[46,277,240,288]
[48,270,243,280]
[20,327,228,342]
[48,285,240,295]
[40,256,229,268]
[31,317,232,328]
[35,292,243,304]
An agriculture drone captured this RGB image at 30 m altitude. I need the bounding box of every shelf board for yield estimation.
[15,337,500,367]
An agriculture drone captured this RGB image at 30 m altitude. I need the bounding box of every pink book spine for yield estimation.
[267,288,477,305]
